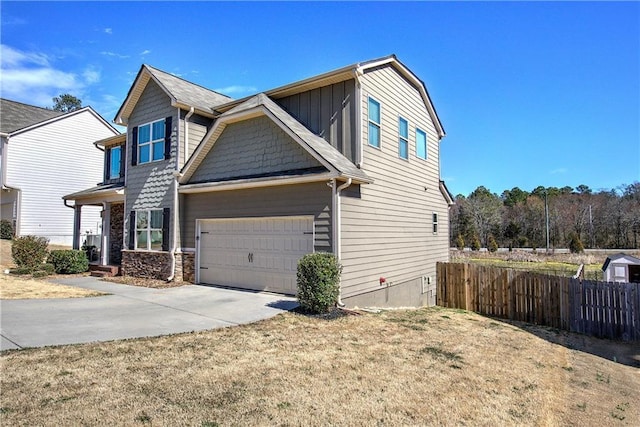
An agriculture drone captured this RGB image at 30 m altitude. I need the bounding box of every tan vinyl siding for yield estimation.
[340,64,449,299]
[275,80,356,163]
[178,111,211,168]
[125,80,178,247]
[187,115,322,184]
[182,182,332,252]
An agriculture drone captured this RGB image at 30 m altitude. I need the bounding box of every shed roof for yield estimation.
[0,98,64,134]
[181,93,372,185]
[601,253,640,271]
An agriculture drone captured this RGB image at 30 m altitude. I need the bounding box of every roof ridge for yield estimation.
[143,64,232,100]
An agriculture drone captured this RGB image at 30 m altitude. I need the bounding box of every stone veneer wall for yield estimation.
[121,250,172,280]
[179,252,195,283]
[109,203,124,265]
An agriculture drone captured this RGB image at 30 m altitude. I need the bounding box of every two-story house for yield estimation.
[64,55,453,307]
[1,99,119,246]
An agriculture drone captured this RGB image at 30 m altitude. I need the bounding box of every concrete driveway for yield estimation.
[0,277,297,351]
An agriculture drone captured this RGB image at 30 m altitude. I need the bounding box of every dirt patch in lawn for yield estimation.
[0,274,106,299]
[1,307,637,426]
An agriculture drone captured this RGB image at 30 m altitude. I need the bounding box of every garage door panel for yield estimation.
[198,216,313,295]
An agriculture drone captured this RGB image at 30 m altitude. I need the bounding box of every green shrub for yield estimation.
[0,220,13,240]
[470,234,481,251]
[11,235,49,272]
[296,253,342,314]
[487,235,498,253]
[568,232,584,254]
[455,234,465,251]
[48,250,89,274]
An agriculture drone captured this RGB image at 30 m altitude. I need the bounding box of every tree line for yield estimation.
[450,183,640,250]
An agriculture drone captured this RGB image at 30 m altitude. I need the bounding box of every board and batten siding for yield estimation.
[188,115,322,184]
[275,80,357,164]
[182,182,332,253]
[5,110,115,245]
[124,79,179,247]
[339,64,449,299]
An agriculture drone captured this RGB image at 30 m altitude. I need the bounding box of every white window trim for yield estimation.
[135,209,163,251]
[367,96,381,149]
[432,212,439,234]
[416,128,428,161]
[108,145,122,179]
[138,119,165,164]
[398,116,409,160]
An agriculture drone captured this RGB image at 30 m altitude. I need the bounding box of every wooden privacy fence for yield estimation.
[436,263,640,341]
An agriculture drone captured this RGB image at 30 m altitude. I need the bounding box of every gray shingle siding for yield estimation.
[188,115,321,184]
[124,79,178,247]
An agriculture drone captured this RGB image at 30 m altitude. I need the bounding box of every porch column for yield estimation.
[72,205,82,250]
[101,203,110,265]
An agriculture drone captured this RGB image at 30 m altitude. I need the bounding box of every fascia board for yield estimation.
[179,172,337,194]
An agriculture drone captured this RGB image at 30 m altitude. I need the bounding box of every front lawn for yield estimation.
[1,307,637,426]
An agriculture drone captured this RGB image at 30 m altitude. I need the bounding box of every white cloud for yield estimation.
[100,51,130,59]
[83,67,101,84]
[140,49,151,56]
[0,44,92,107]
[104,28,113,35]
[213,85,258,95]
[550,168,568,175]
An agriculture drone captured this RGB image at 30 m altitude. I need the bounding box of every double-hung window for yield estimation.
[398,117,409,159]
[138,119,165,164]
[368,97,381,148]
[108,146,122,179]
[136,209,164,251]
[416,128,427,160]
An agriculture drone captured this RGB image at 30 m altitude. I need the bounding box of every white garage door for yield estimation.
[197,216,314,295]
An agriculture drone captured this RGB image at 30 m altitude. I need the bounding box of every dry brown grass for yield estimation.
[1,307,637,426]
[0,274,105,299]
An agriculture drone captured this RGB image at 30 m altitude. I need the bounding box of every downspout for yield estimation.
[93,141,105,152]
[184,107,194,162]
[353,67,364,168]
[167,109,183,282]
[2,134,23,237]
[332,177,352,307]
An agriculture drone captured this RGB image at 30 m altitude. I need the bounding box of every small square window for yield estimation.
[432,212,439,234]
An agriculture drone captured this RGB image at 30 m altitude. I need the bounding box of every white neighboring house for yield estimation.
[0,99,119,246]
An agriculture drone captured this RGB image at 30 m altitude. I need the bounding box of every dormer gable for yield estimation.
[114,64,232,126]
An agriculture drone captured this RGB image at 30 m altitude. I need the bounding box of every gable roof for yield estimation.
[602,253,640,271]
[115,65,233,125]
[213,54,445,139]
[180,93,372,186]
[0,98,64,134]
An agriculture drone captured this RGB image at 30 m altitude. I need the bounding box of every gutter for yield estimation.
[353,67,364,168]
[184,107,195,162]
[331,177,352,307]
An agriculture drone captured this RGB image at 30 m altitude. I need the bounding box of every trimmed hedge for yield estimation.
[48,250,89,274]
[0,220,13,240]
[11,235,49,272]
[296,252,342,314]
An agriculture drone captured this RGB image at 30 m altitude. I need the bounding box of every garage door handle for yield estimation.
[248,253,254,263]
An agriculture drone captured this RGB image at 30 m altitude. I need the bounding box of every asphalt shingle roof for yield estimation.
[0,98,64,134]
[145,65,233,112]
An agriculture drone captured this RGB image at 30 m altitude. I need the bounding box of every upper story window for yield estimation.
[398,117,408,160]
[416,128,427,160]
[109,146,122,179]
[138,119,165,164]
[368,97,381,148]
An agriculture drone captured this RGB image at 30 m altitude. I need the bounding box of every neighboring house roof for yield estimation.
[602,253,640,271]
[115,64,233,125]
[213,54,446,139]
[0,98,64,134]
[180,93,372,186]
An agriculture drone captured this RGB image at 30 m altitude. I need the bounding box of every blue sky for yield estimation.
[1,1,638,197]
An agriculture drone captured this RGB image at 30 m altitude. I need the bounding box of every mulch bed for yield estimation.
[101,276,186,289]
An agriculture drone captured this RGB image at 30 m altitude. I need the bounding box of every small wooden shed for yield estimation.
[601,253,640,283]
